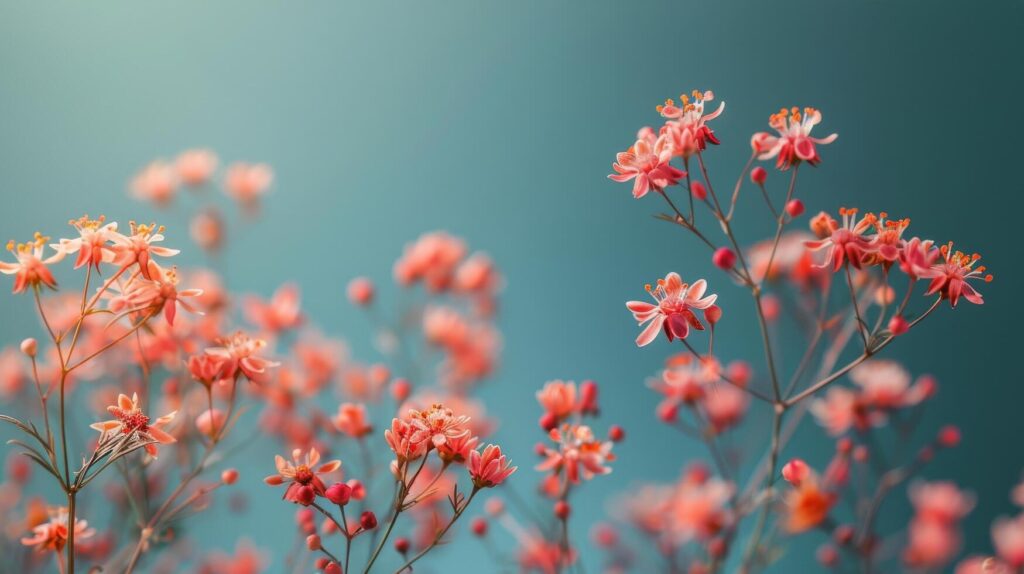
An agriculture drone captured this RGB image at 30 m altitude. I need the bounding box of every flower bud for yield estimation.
[657,402,679,424]
[484,497,505,516]
[608,425,625,442]
[360,511,378,530]
[782,459,810,485]
[750,166,767,185]
[937,425,961,448]
[394,537,410,554]
[704,305,722,326]
[325,482,352,506]
[347,277,375,306]
[817,544,839,567]
[810,211,835,239]
[785,199,804,218]
[539,412,558,432]
[471,517,488,537]
[690,181,707,201]
[221,468,239,485]
[296,485,316,507]
[554,500,571,520]
[324,562,342,574]
[833,524,855,545]
[888,315,909,336]
[712,247,736,270]
[578,380,599,414]
[306,534,322,551]
[390,378,411,402]
[20,338,37,358]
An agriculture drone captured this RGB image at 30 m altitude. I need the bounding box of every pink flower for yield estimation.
[536,424,615,484]
[804,208,875,271]
[333,402,373,438]
[206,332,280,383]
[656,90,724,158]
[672,476,734,541]
[608,137,685,199]
[243,283,304,333]
[864,213,911,266]
[701,383,750,432]
[904,518,961,568]
[468,444,517,488]
[752,107,837,170]
[406,403,471,449]
[199,540,267,574]
[536,380,578,419]
[924,242,992,307]
[224,162,273,208]
[110,221,180,279]
[106,261,203,325]
[190,209,225,252]
[993,514,1024,568]
[90,392,177,458]
[898,237,941,280]
[187,353,228,388]
[21,506,95,553]
[54,215,120,271]
[810,387,867,436]
[346,277,375,306]
[849,360,931,410]
[437,432,480,464]
[175,149,219,186]
[195,408,227,438]
[909,481,975,525]
[264,448,341,504]
[385,417,428,462]
[131,161,178,206]
[626,272,718,346]
[0,233,65,293]
[393,232,467,291]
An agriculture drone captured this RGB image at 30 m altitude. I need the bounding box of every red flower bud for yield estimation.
[785,199,805,218]
[554,500,571,520]
[712,247,736,270]
[782,459,810,485]
[325,483,352,506]
[608,425,625,442]
[690,181,707,201]
[360,511,378,530]
[750,166,767,185]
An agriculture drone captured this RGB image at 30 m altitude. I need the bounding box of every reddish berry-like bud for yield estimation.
[833,524,855,545]
[817,544,839,567]
[471,517,488,537]
[20,338,37,357]
[938,425,961,448]
[306,534,322,551]
[347,479,366,500]
[324,562,342,574]
[484,498,505,516]
[347,277,375,306]
[888,314,909,336]
[578,380,599,414]
[296,485,316,506]
[325,483,352,506]
[782,459,810,485]
[750,166,767,185]
[592,523,619,547]
[685,463,711,484]
[608,425,625,442]
[554,500,571,520]
[360,511,378,530]
[390,378,411,402]
[704,305,722,325]
[712,247,736,270]
[394,537,410,554]
[657,402,679,424]
[221,468,239,485]
[785,199,805,218]
[534,442,548,457]
[539,412,558,431]
[690,181,707,201]
[296,508,315,525]
[315,558,329,569]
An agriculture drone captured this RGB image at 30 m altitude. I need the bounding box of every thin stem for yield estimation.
[845,265,869,349]
[393,489,479,573]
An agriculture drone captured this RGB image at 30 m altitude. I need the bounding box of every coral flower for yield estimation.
[54,215,119,271]
[468,444,517,488]
[864,213,911,266]
[1,233,66,294]
[264,448,341,504]
[131,161,178,206]
[804,208,875,271]
[751,107,838,170]
[224,162,274,208]
[243,283,304,333]
[909,481,975,525]
[784,478,836,533]
[899,237,941,280]
[407,403,471,449]
[385,417,428,462]
[333,402,373,438]
[110,221,180,279]
[175,149,219,186]
[924,242,992,307]
[993,514,1024,568]
[108,261,203,325]
[608,137,685,199]
[657,90,725,158]
[393,232,467,291]
[536,424,615,484]
[21,506,95,553]
[206,332,280,383]
[626,273,718,346]
[536,380,578,419]
[90,393,177,458]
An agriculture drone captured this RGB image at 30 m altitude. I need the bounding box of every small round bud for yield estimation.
[346,479,366,500]
[539,412,558,432]
[782,459,810,485]
[471,517,488,537]
[347,277,375,306]
[712,247,736,270]
[785,199,805,218]
[296,485,316,506]
[578,380,599,414]
[20,338,37,358]
[394,537,410,554]
[937,425,961,448]
[325,482,352,506]
[484,497,505,516]
[360,511,378,530]
[888,315,909,336]
[554,500,571,520]
[592,523,619,547]
[750,166,767,185]
[833,524,855,545]
[608,425,625,442]
[690,181,707,201]
[390,378,411,402]
[817,544,839,567]
[836,438,853,454]
[306,534,322,551]
[221,468,239,485]
[324,562,342,574]
[657,402,679,424]
[704,305,723,326]
[708,537,727,559]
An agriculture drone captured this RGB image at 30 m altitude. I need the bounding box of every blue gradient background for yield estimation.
[1,1,1022,572]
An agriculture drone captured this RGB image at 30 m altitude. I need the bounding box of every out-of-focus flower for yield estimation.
[131,161,178,206]
[54,215,119,270]
[243,283,303,333]
[627,272,717,346]
[175,149,219,186]
[346,277,375,306]
[90,392,177,458]
[909,481,975,525]
[393,232,467,291]
[224,163,273,209]
[1,233,65,293]
[608,137,685,199]
[537,424,615,484]
[804,208,874,271]
[407,403,471,449]
[110,221,180,279]
[751,107,837,170]
[21,506,95,553]
[924,242,992,307]
[468,444,517,488]
[264,448,341,504]
[784,476,836,533]
[536,380,578,420]
[656,89,724,158]
[106,261,202,325]
[190,208,225,252]
[333,403,372,438]
[993,514,1024,568]
[206,332,280,383]
[198,539,267,574]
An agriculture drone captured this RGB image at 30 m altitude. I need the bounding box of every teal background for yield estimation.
[1,1,1022,571]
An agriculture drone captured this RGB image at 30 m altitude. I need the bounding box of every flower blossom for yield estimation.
[175,149,218,186]
[54,215,120,271]
[751,107,837,170]
[131,161,177,206]
[333,402,373,438]
[243,283,304,333]
[536,380,578,419]
[536,424,615,484]
[21,506,95,553]
[626,272,718,346]
[106,261,202,325]
[406,403,471,449]
[110,221,180,279]
[1,233,65,294]
[206,332,280,383]
[224,162,273,208]
[608,137,685,199]
[90,392,177,458]
[804,208,875,271]
[468,444,517,488]
[393,232,467,291]
[264,448,341,504]
[993,514,1024,568]
[924,242,992,307]
[656,89,724,158]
